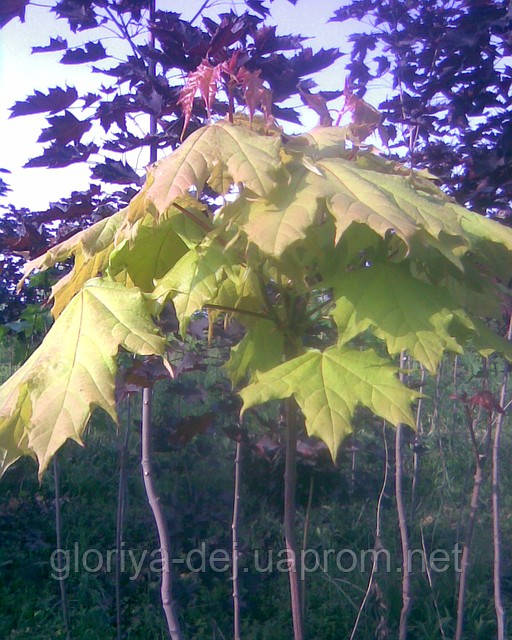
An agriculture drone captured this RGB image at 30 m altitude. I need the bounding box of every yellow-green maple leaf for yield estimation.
[225,318,285,386]
[152,244,227,334]
[108,218,188,291]
[0,279,165,478]
[240,345,419,458]
[239,168,325,257]
[329,262,473,373]
[144,120,281,216]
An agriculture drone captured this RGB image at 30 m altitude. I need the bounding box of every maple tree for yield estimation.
[1,106,512,636]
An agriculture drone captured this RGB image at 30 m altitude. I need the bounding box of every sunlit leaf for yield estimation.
[240,345,419,458]
[0,279,164,478]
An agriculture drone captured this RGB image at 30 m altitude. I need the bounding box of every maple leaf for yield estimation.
[0,0,28,28]
[51,0,99,31]
[139,120,281,219]
[20,210,125,317]
[8,119,512,477]
[38,111,91,145]
[24,142,97,169]
[32,37,68,53]
[108,218,189,292]
[21,193,203,317]
[60,41,107,64]
[298,83,332,126]
[226,318,284,385]
[10,87,78,117]
[246,0,271,17]
[207,12,259,55]
[328,262,471,373]
[240,345,419,458]
[237,67,273,124]
[468,391,504,414]
[0,168,11,197]
[237,168,324,256]
[152,243,227,334]
[337,79,381,143]
[0,278,165,478]
[90,158,141,185]
[178,60,222,139]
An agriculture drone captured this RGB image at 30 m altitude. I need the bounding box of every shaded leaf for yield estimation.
[10,87,78,117]
[0,0,28,28]
[32,37,68,53]
[38,111,91,145]
[152,244,226,334]
[60,41,107,64]
[90,158,141,185]
[226,318,284,385]
[329,262,470,373]
[108,217,188,291]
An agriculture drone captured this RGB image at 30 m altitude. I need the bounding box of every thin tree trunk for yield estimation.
[284,397,304,640]
[455,409,493,640]
[410,365,426,514]
[350,445,356,495]
[148,0,158,164]
[419,525,447,640]
[143,5,182,637]
[53,456,71,640]
[301,474,314,617]
[396,354,412,640]
[141,387,183,640]
[396,420,412,640]
[350,422,390,640]
[492,315,512,640]
[115,398,131,640]
[231,437,242,640]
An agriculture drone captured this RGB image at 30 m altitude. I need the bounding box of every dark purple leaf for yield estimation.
[0,171,11,197]
[52,0,100,32]
[207,12,261,56]
[38,111,91,145]
[246,0,270,18]
[0,0,28,28]
[253,25,305,53]
[92,55,147,83]
[32,37,68,53]
[31,185,102,224]
[95,95,135,132]
[150,11,209,67]
[60,41,107,64]
[81,92,100,108]
[25,143,97,168]
[10,87,78,117]
[90,159,141,185]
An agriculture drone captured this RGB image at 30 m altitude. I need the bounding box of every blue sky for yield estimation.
[0,0,379,210]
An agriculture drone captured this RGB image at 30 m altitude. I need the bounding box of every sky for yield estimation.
[0,0,379,210]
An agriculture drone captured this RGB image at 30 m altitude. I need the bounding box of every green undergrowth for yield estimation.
[1,347,511,639]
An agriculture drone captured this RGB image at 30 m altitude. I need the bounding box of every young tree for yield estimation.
[1,105,512,638]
